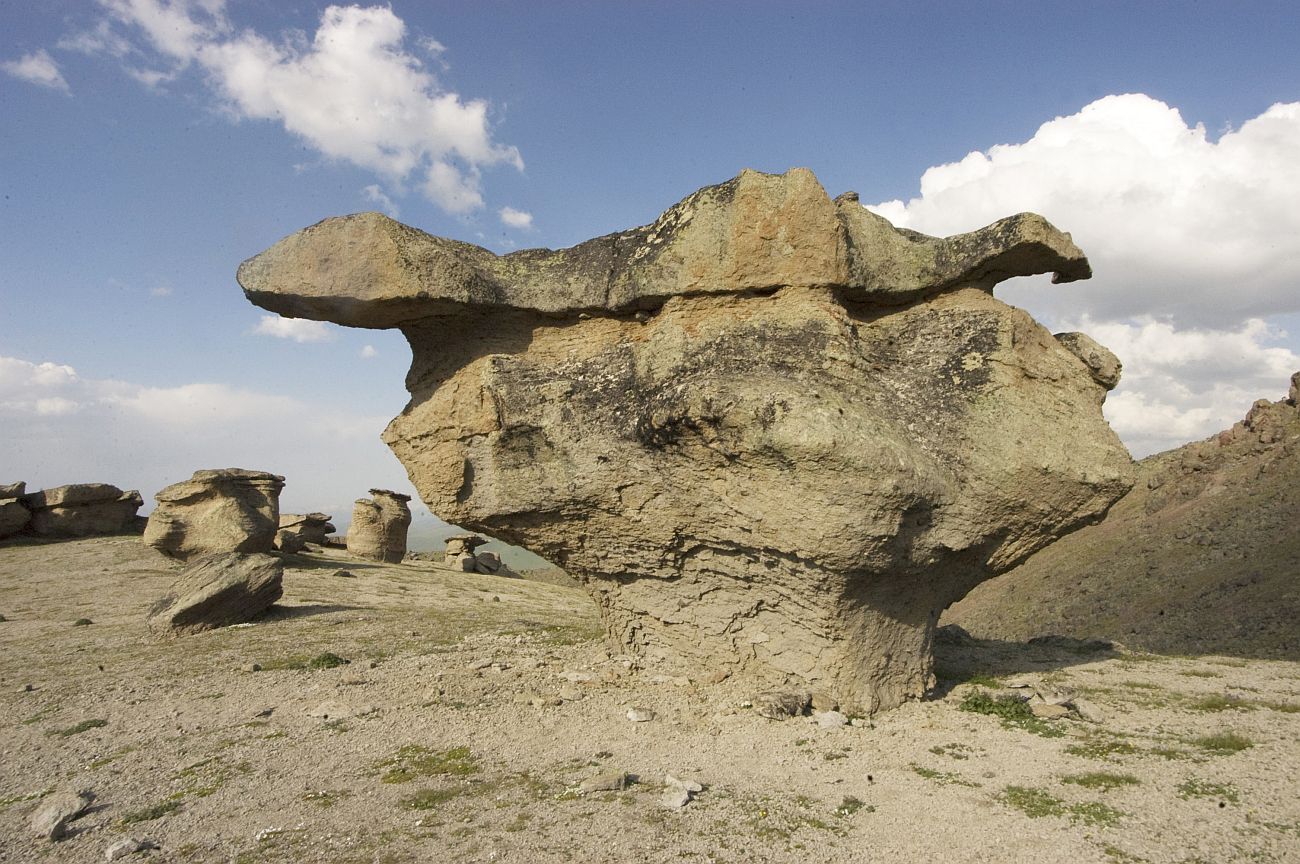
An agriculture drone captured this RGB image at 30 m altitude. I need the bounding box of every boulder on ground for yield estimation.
[474,550,502,574]
[29,789,93,840]
[347,489,411,563]
[278,512,335,547]
[20,484,143,538]
[274,529,307,554]
[0,497,31,538]
[143,469,284,560]
[147,552,283,635]
[240,167,1133,715]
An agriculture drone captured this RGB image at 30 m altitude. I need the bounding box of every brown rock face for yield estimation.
[143,469,284,560]
[19,484,143,538]
[346,489,411,563]
[239,168,1133,714]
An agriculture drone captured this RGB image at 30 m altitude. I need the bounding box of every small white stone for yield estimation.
[626,707,655,722]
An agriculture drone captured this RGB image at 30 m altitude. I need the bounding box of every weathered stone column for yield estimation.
[347,489,411,563]
[239,168,1134,714]
[144,469,284,559]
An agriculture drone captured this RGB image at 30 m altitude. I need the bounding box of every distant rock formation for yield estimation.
[143,469,284,560]
[148,552,283,635]
[946,371,1300,660]
[19,484,143,538]
[240,168,1133,714]
[0,483,30,538]
[444,534,486,571]
[347,489,411,563]
[276,512,335,552]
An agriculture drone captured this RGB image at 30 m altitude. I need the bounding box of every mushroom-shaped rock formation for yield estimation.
[240,168,1134,714]
[347,489,412,563]
[144,469,285,560]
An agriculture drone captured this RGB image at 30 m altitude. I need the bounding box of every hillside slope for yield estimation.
[945,374,1300,660]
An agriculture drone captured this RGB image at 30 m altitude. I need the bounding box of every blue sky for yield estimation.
[3,1,1299,546]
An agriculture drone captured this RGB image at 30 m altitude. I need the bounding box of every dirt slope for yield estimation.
[946,377,1300,660]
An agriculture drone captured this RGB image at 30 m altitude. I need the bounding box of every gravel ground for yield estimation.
[1,536,1298,863]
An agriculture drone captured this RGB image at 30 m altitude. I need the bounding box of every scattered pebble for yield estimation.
[245,663,262,673]
[21,683,34,693]
[661,774,704,809]
[579,770,630,793]
[626,707,655,722]
[815,710,849,728]
[332,570,356,579]
[30,789,93,841]
[105,837,155,860]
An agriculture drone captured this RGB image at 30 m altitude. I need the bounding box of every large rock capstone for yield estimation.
[19,484,143,538]
[346,489,411,563]
[148,552,284,635]
[239,167,1134,714]
[143,469,284,560]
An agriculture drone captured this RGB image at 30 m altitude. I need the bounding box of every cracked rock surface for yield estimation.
[239,168,1133,714]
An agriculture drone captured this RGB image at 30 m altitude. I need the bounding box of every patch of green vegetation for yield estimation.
[1179,670,1222,679]
[402,787,467,810]
[834,796,871,817]
[932,663,1000,688]
[1061,771,1140,791]
[1065,733,1141,761]
[1001,786,1124,826]
[89,745,137,768]
[1001,785,1066,819]
[1148,746,1192,760]
[958,690,1065,738]
[1263,701,1300,714]
[911,763,981,787]
[1120,680,1164,690]
[1101,844,1150,863]
[120,799,182,824]
[822,749,849,761]
[1177,779,1239,803]
[303,789,352,808]
[1192,731,1253,755]
[21,705,60,725]
[173,755,252,798]
[929,742,978,760]
[261,651,351,671]
[1187,694,1254,712]
[52,718,107,737]
[374,745,479,784]
[72,618,92,626]
[0,789,51,810]
[1205,657,1249,668]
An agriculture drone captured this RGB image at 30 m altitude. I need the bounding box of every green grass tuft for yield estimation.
[1192,731,1253,754]
[120,799,181,824]
[1060,771,1140,791]
[1177,779,1239,803]
[375,745,479,784]
[401,787,465,810]
[52,718,107,737]
[959,690,1065,738]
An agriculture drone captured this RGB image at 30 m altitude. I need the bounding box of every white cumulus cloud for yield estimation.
[2,49,71,93]
[362,184,399,218]
[0,353,411,518]
[866,94,1300,457]
[499,206,534,230]
[90,1,521,213]
[253,315,336,343]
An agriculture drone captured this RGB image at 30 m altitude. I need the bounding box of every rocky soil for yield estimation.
[2,536,1298,863]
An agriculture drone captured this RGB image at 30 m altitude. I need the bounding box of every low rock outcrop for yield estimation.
[20,484,143,538]
[444,534,486,570]
[278,512,335,547]
[147,552,284,635]
[240,168,1133,714]
[346,489,411,563]
[143,469,284,560]
[0,497,30,538]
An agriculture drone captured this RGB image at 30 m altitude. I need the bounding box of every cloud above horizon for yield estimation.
[867,94,1300,457]
[2,49,70,92]
[0,354,409,517]
[62,1,522,214]
[252,315,335,343]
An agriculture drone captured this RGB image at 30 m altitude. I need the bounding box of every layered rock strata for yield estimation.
[144,469,284,560]
[240,168,1134,714]
[19,484,143,538]
[148,552,284,635]
[347,489,412,563]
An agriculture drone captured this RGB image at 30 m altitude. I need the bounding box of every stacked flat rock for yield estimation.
[0,482,30,538]
[19,483,143,538]
[444,534,487,570]
[347,489,411,563]
[240,167,1135,715]
[148,552,283,635]
[144,469,285,560]
[278,512,335,546]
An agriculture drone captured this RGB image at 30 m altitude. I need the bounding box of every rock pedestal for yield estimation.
[347,489,411,563]
[19,484,143,538]
[143,469,284,560]
[278,512,335,547]
[240,167,1134,714]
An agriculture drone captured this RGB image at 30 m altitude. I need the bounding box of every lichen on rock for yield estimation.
[239,168,1134,714]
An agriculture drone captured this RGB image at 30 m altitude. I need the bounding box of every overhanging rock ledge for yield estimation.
[239,168,1132,715]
